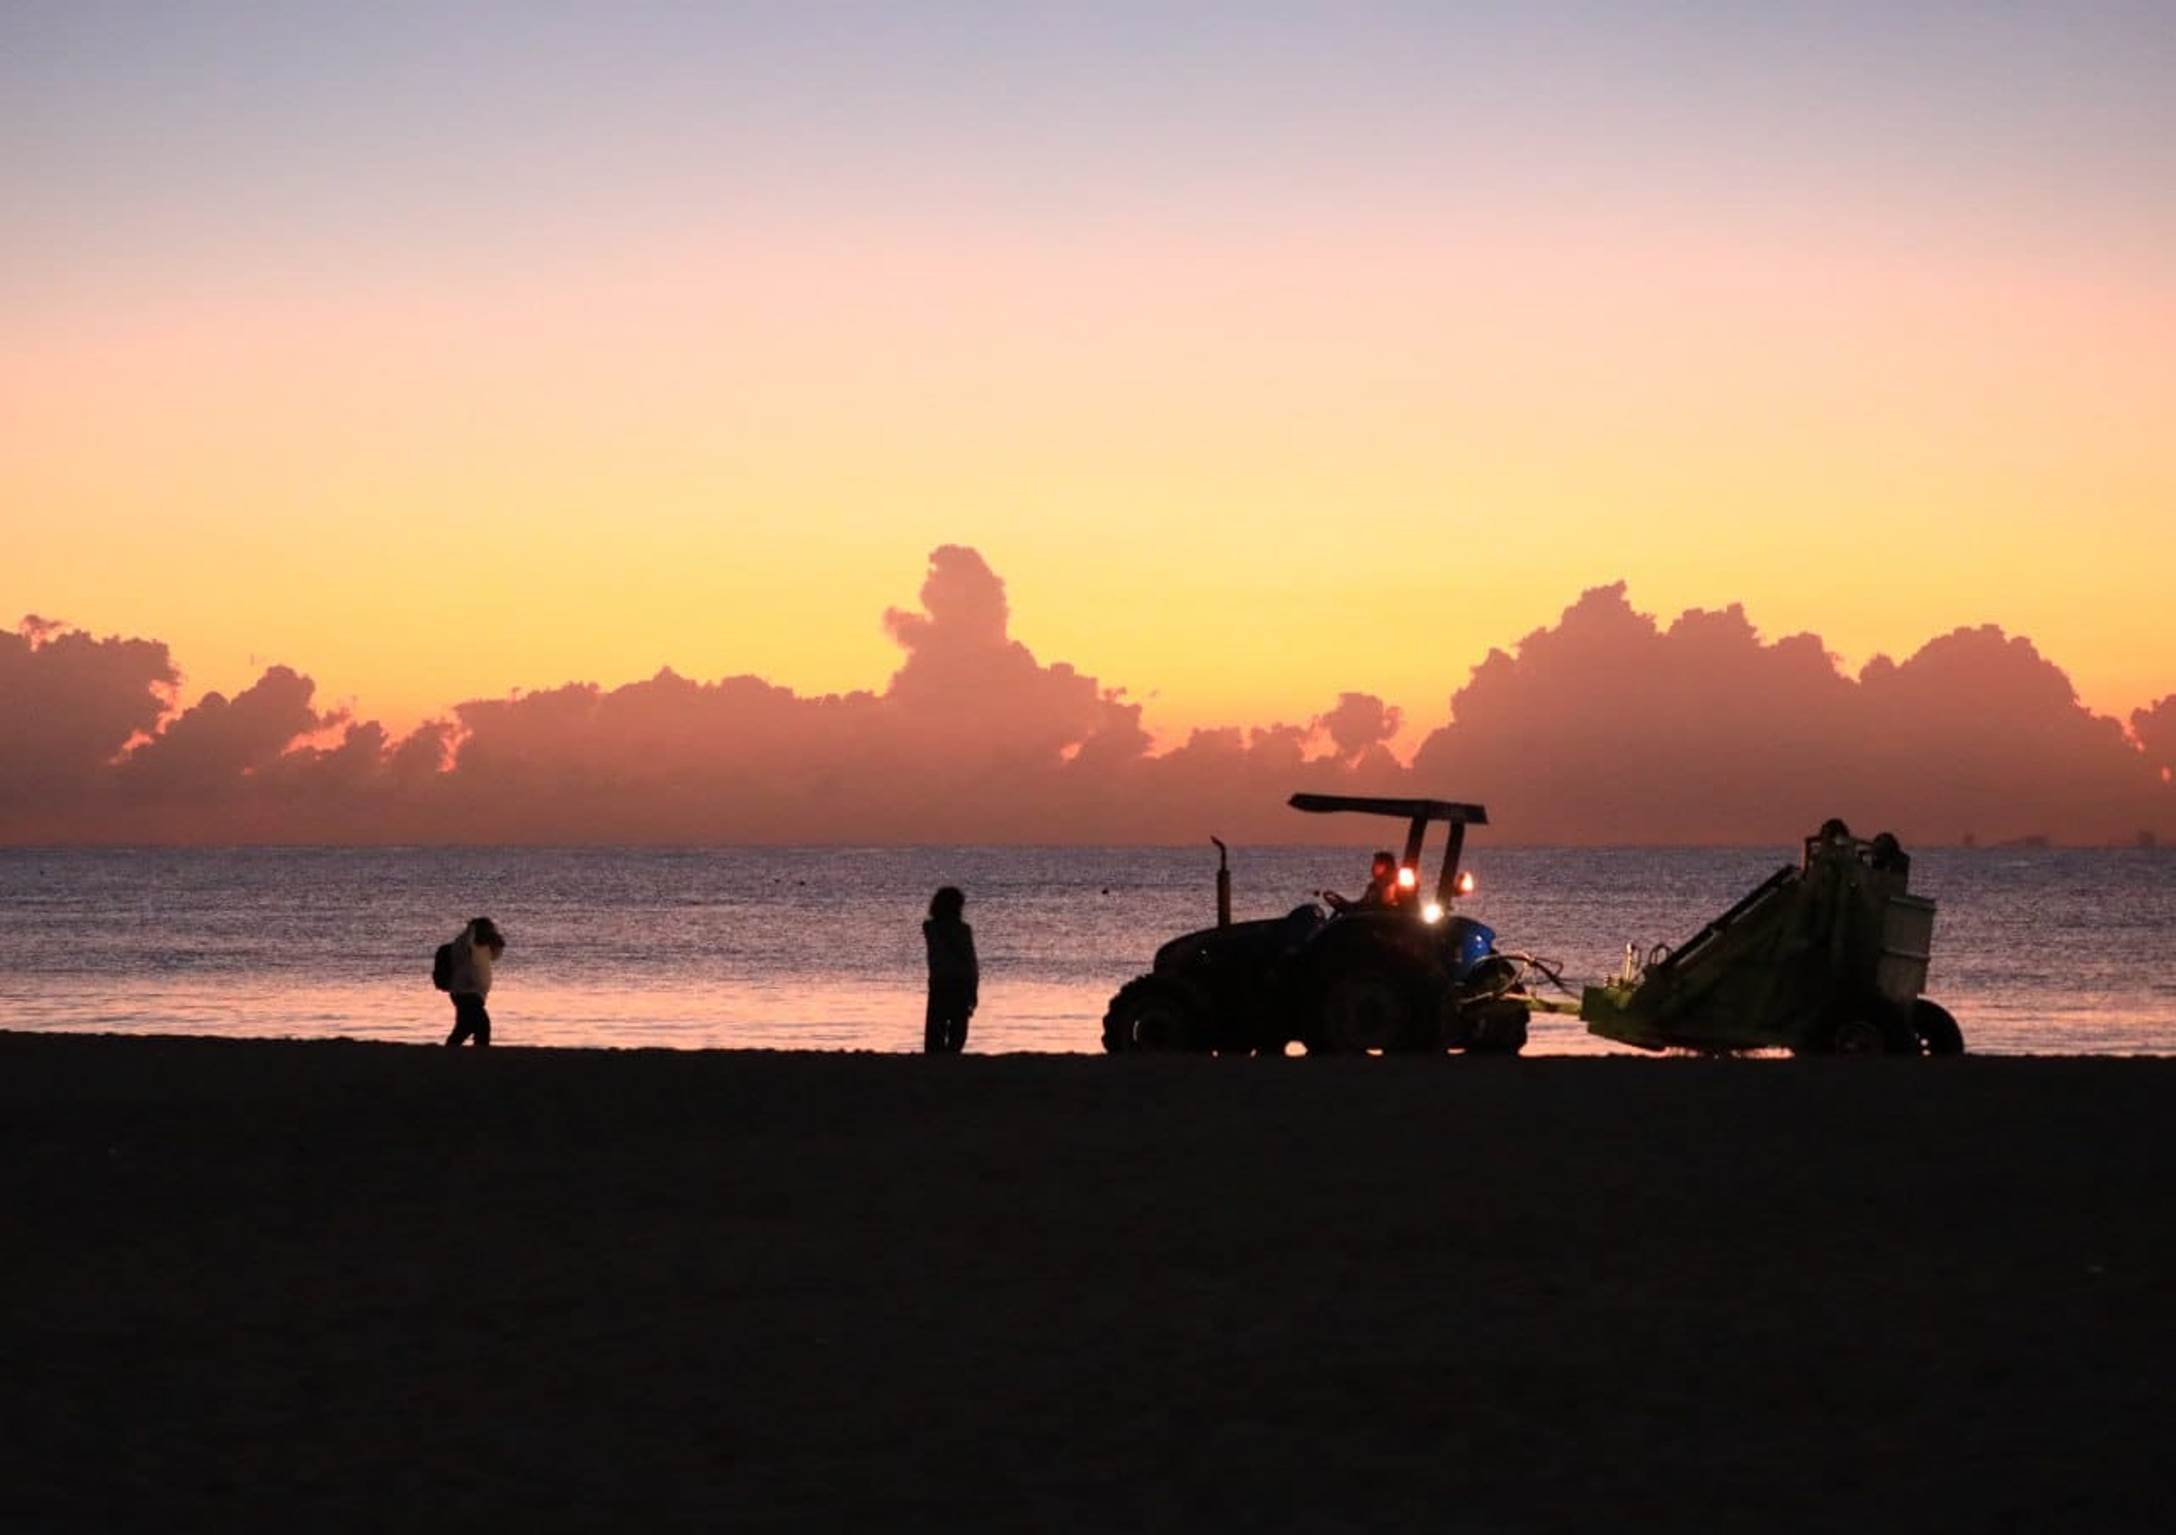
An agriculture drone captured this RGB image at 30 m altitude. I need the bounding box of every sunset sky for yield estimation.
[5,1,2172,745]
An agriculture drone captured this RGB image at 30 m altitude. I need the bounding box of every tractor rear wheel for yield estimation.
[1911,998,1965,1055]
[1309,964,1427,1054]
[1102,975,1206,1054]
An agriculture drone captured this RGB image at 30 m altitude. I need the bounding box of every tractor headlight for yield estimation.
[1422,901,1444,924]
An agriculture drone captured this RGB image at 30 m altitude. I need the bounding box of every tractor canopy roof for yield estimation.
[1287,794,1488,826]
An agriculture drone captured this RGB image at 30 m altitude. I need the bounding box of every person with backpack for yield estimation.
[434,917,507,1047]
[921,887,978,1054]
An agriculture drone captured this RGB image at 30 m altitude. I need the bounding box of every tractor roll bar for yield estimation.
[1286,795,1488,824]
[1286,793,1490,910]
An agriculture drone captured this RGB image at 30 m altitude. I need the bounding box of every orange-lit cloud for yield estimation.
[0,616,175,799]
[2,548,2171,847]
[1411,587,2172,845]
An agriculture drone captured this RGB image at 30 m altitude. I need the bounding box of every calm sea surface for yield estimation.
[2,846,2171,1055]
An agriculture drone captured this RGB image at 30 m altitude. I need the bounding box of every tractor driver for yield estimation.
[1322,850,1404,914]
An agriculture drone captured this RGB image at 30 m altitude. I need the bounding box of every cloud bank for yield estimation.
[3,548,2171,846]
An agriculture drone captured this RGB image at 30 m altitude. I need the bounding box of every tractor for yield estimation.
[1101,793,1540,1056]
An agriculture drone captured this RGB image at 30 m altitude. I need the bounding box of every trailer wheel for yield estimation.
[1822,1015,1910,1055]
[1102,976,1205,1054]
[1911,998,1965,1056]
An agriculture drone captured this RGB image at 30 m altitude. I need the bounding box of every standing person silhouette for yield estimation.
[922,887,978,1054]
[443,917,506,1047]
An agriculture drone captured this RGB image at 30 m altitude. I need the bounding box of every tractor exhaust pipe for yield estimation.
[1211,836,1231,928]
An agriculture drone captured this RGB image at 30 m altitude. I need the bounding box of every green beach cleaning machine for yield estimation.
[1562,819,1964,1055]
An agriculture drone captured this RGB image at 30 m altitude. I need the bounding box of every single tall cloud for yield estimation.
[1316,692,1403,761]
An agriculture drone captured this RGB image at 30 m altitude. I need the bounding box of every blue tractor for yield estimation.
[1102,794,1536,1056]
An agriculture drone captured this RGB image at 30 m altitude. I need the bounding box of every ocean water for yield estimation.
[1,846,2171,1055]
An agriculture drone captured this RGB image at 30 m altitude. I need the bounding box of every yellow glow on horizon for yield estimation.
[5,210,2171,739]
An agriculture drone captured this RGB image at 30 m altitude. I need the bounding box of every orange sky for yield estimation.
[4,6,2172,741]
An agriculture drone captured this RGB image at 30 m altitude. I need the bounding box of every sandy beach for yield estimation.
[5,1032,2171,1530]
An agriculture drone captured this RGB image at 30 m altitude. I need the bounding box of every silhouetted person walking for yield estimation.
[922,887,978,1054]
[442,917,506,1047]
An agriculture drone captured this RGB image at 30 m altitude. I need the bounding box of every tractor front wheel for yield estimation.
[1102,976,1207,1054]
[1462,999,1531,1055]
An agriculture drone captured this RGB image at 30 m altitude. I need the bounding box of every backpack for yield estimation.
[431,941,456,992]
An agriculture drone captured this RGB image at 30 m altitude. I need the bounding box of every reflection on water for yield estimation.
[1,846,2170,1055]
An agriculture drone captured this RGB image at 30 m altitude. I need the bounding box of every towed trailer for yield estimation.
[1567,819,1964,1056]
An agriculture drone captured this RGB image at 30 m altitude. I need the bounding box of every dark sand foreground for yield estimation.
[4,1033,2171,1531]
